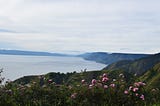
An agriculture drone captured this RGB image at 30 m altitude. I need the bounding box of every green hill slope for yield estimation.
[105,53,160,75]
[139,62,160,89]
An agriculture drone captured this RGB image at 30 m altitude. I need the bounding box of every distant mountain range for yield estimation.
[105,53,160,75]
[0,50,69,56]
[0,50,151,66]
[79,52,150,65]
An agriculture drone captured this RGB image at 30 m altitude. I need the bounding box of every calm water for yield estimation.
[0,55,106,81]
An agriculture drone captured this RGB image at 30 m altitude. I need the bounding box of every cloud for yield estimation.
[0,0,160,54]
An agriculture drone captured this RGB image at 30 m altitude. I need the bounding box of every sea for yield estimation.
[0,54,106,81]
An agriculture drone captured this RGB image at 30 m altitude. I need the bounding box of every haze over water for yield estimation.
[0,55,106,81]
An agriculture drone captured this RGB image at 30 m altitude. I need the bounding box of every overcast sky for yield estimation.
[0,0,160,54]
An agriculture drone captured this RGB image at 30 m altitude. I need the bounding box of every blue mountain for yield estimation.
[0,50,68,56]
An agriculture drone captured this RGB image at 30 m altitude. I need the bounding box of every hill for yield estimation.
[139,62,160,89]
[79,52,149,65]
[14,69,133,86]
[105,53,160,75]
[0,49,69,56]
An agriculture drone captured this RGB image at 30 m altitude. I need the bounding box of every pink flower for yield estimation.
[91,79,96,85]
[134,82,140,87]
[135,93,139,96]
[133,87,139,92]
[129,86,133,91]
[103,73,107,77]
[110,83,115,88]
[124,90,129,94]
[104,85,108,89]
[134,82,146,87]
[138,82,146,86]
[48,79,52,83]
[81,79,85,84]
[140,94,145,100]
[102,77,109,82]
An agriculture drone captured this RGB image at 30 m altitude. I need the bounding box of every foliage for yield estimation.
[0,69,160,106]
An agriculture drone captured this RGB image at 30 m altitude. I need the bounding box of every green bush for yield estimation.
[0,70,160,106]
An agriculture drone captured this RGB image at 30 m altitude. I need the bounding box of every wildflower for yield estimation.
[140,94,145,100]
[134,82,146,87]
[134,82,139,87]
[102,77,109,82]
[119,73,124,78]
[124,90,129,94]
[104,85,108,89]
[68,85,72,90]
[133,87,139,92]
[110,83,115,88]
[129,86,133,91]
[151,88,156,92]
[113,79,116,82]
[103,73,107,77]
[71,93,77,99]
[138,82,146,86]
[91,79,96,85]
[81,79,85,84]
[42,85,47,88]
[89,84,93,89]
[48,79,53,83]
[135,93,139,97]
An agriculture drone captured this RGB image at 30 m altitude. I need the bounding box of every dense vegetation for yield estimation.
[1,67,160,106]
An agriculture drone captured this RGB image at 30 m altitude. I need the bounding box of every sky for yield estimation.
[0,0,160,54]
